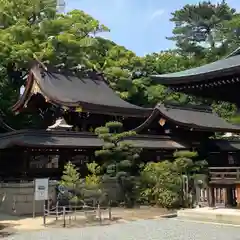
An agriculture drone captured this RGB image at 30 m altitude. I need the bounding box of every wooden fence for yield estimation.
[43,202,112,227]
[209,167,240,183]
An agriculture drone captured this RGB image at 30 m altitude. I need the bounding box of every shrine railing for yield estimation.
[209,167,240,183]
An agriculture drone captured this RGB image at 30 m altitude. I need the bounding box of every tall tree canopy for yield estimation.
[0,0,109,128]
[167,1,235,59]
[0,0,239,129]
[0,0,109,74]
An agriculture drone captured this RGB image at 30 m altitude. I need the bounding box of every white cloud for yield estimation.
[149,9,165,21]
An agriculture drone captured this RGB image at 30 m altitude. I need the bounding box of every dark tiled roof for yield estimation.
[125,136,186,149]
[30,65,152,117]
[0,130,187,149]
[151,54,240,84]
[209,139,240,151]
[133,103,240,133]
[156,103,240,132]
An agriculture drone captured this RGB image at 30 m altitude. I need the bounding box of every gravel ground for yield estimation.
[3,218,240,240]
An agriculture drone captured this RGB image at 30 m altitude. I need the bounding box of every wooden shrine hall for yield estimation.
[151,48,240,106]
[0,60,240,207]
[151,48,240,208]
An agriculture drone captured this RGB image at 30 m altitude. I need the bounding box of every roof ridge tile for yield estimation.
[163,102,212,113]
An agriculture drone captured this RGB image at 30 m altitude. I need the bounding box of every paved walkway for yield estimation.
[0,213,54,231]
[3,218,240,240]
[0,207,173,232]
[181,207,240,215]
[178,207,240,225]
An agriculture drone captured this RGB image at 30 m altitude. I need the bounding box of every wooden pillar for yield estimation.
[58,149,68,176]
[22,150,30,178]
[225,186,234,207]
[195,185,201,206]
[224,187,228,207]
[235,184,240,208]
[206,187,210,206]
[209,186,215,207]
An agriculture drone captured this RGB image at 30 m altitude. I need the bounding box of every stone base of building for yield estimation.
[0,181,57,216]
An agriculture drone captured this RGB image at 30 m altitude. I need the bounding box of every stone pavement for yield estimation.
[0,206,174,232]
[178,207,240,225]
[3,218,240,240]
[3,207,240,239]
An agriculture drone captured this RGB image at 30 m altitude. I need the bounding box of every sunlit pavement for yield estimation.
[178,207,240,225]
[4,218,240,240]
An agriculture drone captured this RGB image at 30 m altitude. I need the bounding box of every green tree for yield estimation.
[217,13,240,53]
[140,151,207,208]
[212,101,237,120]
[0,0,109,71]
[85,161,101,187]
[91,43,150,107]
[83,161,104,204]
[95,121,141,207]
[144,51,207,106]
[140,160,181,208]
[173,151,208,207]
[0,0,109,128]
[60,161,81,189]
[60,161,81,204]
[0,0,237,130]
[167,1,235,57]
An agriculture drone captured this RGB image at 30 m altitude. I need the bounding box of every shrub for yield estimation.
[83,161,105,205]
[85,161,101,187]
[139,151,208,208]
[59,161,82,205]
[140,161,181,208]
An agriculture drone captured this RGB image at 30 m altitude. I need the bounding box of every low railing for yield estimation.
[209,167,240,182]
[43,202,112,227]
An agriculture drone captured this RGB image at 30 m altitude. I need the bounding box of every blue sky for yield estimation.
[66,0,240,56]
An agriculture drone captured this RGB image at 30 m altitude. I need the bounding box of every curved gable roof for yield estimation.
[157,103,240,132]
[135,103,240,133]
[12,64,152,117]
[151,54,240,84]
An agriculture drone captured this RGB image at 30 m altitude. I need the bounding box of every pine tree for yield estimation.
[61,161,81,189]
[95,121,141,207]
[60,161,81,204]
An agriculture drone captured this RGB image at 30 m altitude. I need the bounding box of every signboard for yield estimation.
[34,178,49,201]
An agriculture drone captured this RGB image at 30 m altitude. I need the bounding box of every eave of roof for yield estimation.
[158,103,240,132]
[208,139,240,151]
[0,130,188,150]
[150,54,240,84]
[135,103,240,133]
[12,64,152,117]
[12,71,35,112]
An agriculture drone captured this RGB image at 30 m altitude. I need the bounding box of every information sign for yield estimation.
[34,178,49,201]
